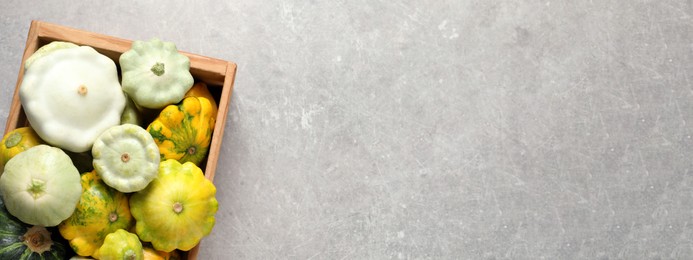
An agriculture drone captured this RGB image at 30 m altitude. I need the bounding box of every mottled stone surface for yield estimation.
[1,1,693,259]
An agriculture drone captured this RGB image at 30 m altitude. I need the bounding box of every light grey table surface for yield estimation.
[2,1,693,259]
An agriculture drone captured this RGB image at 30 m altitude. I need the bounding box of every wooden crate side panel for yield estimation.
[4,21,41,134]
[186,63,236,260]
[204,62,237,181]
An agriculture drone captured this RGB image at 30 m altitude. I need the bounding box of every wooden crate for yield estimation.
[3,20,236,259]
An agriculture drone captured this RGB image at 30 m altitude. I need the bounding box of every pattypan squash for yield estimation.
[24,41,78,70]
[184,82,218,117]
[20,45,126,153]
[120,38,194,109]
[94,229,143,260]
[143,247,181,260]
[0,127,43,172]
[147,96,216,166]
[92,124,160,193]
[59,170,134,257]
[0,196,70,259]
[121,95,144,126]
[0,145,82,226]
[130,159,218,252]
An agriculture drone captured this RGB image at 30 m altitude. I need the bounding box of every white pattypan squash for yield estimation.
[19,45,126,153]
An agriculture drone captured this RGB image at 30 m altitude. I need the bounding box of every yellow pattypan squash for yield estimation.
[147,96,215,166]
[59,170,134,257]
[184,82,218,116]
[143,247,181,260]
[94,229,143,260]
[0,127,43,172]
[130,159,218,252]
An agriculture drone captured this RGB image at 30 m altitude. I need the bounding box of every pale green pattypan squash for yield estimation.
[121,95,143,126]
[19,45,126,153]
[92,124,160,193]
[24,41,78,70]
[120,38,194,109]
[0,145,82,227]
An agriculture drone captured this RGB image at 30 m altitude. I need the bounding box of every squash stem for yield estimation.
[77,85,88,96]
[124,249,137,260]
[4,132,22,148]
[109,212,119,223]
[151,62,165,76]
[173,202,183,214]
[22,226,53,254]
[27,179,46,199]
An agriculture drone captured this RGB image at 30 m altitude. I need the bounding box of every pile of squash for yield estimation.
[0,39,220,259]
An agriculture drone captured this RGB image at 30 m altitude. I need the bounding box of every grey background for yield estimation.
[1,1,693,259]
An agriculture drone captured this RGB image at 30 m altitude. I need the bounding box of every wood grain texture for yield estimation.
[4,20,236,259]
[3,20,39,133]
